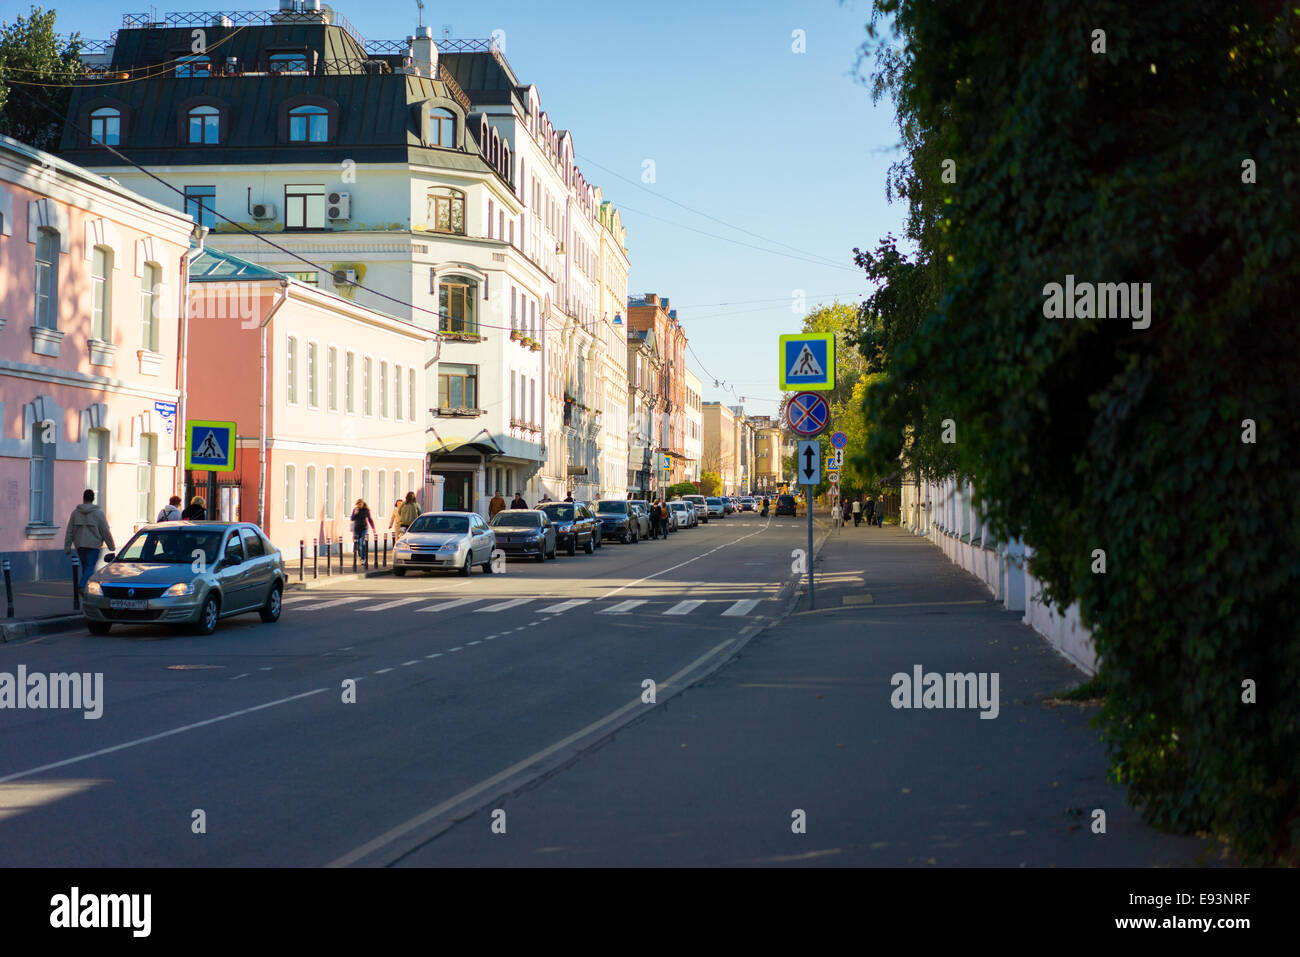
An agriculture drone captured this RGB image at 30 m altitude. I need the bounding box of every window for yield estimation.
[241,528,266,558]
[306,465,316,520]
[343,468,352,513]
[363,357,373,415]
[184,185,216,228]
[429,107,454,146]
[285,185,325,229]
[140,262,160,351]
[286,271,319,285]
[408,471,416,496]
[510,371,516,420]
[29,427,55,525]
[91,246,112,341]
[286,336,299,403]
[394,364,403,420]
[86,428,109,504]
[136,433,157,524]
[529,300,536,338]
[530,378,536,425]
[175,55,209,77]
[438,363,477,410]
[509,218,514,247]
[408,368,416,422]
[288,105,328,142]
[307,341,319,407]
[270,52,309,74]
[511,287,517,330]
[34,228,57,329]
[324,467,335,519]
[223,529,243,563]
[90,107,120,145]
[427,188,465,235]
[378,471,386,511]
[499,210,505,239]
[284,464,296,520]
[393,470,401,500]
[360,468,369,504]
[380,362,389,418]
[488,200,494,238]
[438,275,477,334]
[345,352,355,413]
[187,105,219,144]
[327,347,338,411]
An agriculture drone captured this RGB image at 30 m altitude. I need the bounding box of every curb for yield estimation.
[2,614,84,643]
[285,567,393,591]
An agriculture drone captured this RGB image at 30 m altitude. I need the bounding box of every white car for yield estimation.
[393,511,496,576]
[669,501,696,529]
[683,494,709,522]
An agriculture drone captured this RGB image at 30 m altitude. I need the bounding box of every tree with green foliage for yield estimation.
[699,472,721,497]
[666,481,697,500]
[0,7,82,151]
[855,1,1300,862]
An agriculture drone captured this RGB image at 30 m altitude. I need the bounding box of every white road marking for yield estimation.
[375,668,394,674]
[230,673,249,681]
[467,641,481,646]
[538,599,590,614]
[298,596,366,611]
[722,599,760,617]
[401,660,418,667]
[599,599,647,615]
[425,653,442,659]
[597,526,769,600]
[477,598,533,613]
[664,600,705,616]
[359,597,427,612]
[415,598,481,613]
[449,647,463,652]
[0,687,329,784]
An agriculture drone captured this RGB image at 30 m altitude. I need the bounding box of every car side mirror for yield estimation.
[224,553,242,567]
[102,552,115,564]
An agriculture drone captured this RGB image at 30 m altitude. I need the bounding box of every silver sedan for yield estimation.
[393,512,496,576]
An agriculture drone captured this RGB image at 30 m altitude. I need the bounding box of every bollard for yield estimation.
[298,540,305,583]
[312,537,318,580]
[371,533,378,570]
[3,559,14,618]
[326,535,332,576]
[382,533,388,567]
[338,537,344,575]
[352,538,358,573]
[70,554,81,611]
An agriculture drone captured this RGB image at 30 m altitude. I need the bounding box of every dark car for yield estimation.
[82,522,286,635]
[489,509,558,562]
[775,494,798,517]
[573,501,603,549]
[539,502,598,555]
[595,500,639,543]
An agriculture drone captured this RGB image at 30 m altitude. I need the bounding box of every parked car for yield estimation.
[669,500,697,529]
[775,494,798,517]
[628,500,652,540]
[539,502,598,555]
[740,497,756,511]
[683,494,709,522]
[82,522,286,635]
[722,497,736,514]
[490,509,557,562]
[574,502,603,549]
[706,497,726,519]
[394,511,495,577]
[596,500,640,542]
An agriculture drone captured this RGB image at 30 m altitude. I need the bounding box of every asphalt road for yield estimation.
[0,510,805,866]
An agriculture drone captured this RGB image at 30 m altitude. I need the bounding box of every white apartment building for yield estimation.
[683,368,702,484]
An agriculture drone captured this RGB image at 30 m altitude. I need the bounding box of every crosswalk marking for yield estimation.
[539,599,590,614]
[477,598,533,613]
[414,597,481,613]
[664,600,704,616]
[358,597,426,612]
[599,599,647,615]
[722,599,760,617]
[298,596,366,610]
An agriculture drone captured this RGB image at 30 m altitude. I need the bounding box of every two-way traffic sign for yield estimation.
[797,440,821,486]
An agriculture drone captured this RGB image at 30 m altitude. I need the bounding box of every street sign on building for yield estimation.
[186,420,235,472]
[779,333,835,391]
[796,440,821,486]
[785,392,830,437]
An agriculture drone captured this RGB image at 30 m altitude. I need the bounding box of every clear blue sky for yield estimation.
[49,0,903,411]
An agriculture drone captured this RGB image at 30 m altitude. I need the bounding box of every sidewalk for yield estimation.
[400,522,1216,866]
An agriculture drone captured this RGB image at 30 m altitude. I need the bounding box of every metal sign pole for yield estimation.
[808,494,814,610]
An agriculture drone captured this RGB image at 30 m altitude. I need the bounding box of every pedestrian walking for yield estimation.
[156,495,183,522]
[876,493,885,526]
[649,500,662,539]
[659,499,671,534]
[489,489,506,519]
[831,499,842,528]
[64,489,115,593]
[181,495,206,520]
[564,492,574,503]
[386,499,403,535]
[351,499,375,564]
[510,492,527,509]
[397,491,420,536]
[852,497,862,527]
[864,495,874,527]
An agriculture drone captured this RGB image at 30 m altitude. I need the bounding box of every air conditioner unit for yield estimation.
[327,191,350,220]
[251,202,276,219]
[332,268,357,286]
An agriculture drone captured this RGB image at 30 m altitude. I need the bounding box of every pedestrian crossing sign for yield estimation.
[185,419,236,472]
[779,333,835,391]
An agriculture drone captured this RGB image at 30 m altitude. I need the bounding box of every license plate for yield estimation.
[109,599,148,610]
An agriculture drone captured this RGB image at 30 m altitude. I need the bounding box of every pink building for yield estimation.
[0,134,194,579]
[185,247,433,557]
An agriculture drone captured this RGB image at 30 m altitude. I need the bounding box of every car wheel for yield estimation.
[259,584,282,623]
[459,555,472,576]
[87,620,112,636]
[481,555,493,574]
[584,535,595,554]
[568,537,577,556]
[394,567,407,577]
[194,594,220,635]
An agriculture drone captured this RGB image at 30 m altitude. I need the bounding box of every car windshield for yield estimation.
[540,505,575,521]
[671,503,687,510]
[707,498,721,505]
[117,527,225,565]
[597,501,628,514]
[408,515,468,534]
[492,512,540,527]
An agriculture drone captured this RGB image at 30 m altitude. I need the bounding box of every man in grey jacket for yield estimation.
[64,489,115,592]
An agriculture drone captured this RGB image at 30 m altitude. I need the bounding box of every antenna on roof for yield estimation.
[415,0,424,27]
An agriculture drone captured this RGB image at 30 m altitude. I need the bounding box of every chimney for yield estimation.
[407,25,437,77]
[644,293,658,306]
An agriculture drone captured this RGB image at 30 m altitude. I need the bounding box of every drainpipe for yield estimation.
[257,279,292,528]
[176,225,207,497]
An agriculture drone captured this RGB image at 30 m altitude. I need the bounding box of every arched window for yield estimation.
[429,108,455,147]
[438,275,478,335]
[288,104,328,143]
[188,105,219,144]
[90,107,120,146]
[427,187,465,235]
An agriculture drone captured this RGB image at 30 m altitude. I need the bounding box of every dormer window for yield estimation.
[175,55,210,78]
[90,108,120,145]
[429,108,455,147]
[188,105,219,144]
[270,52,309,75]
[427,187,464,235]
[288,105,328,142]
